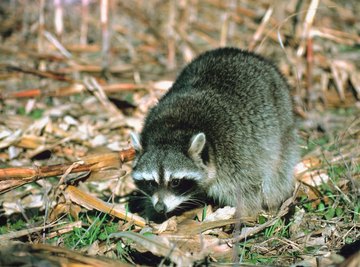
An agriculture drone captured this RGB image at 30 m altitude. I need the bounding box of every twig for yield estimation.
[0,148,135,194]
[330,64,346,101]
[0,221,67,242]
[0,82,148,99]
[84,76,123,116]
[219,197,292,244]
[5,64,73,82]
[0,242,127,266]
[45,221,83,239]
[44,31,72,59]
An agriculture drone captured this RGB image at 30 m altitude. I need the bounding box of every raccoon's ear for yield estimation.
[188,132,206,157]
[130,132,142,152]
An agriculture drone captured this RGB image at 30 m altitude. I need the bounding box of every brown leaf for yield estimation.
[109,231,201,265]
[65,185,146,227]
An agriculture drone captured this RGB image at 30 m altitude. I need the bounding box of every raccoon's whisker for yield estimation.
[192,200,207,206]
[187,200,206,206]
[179,189,201,197]
[181,198,206,207]
[184,196,201,202]
[173,207,188,212]
[181,194,202,201]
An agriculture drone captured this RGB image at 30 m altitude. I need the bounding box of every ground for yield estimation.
[0,1,359,266]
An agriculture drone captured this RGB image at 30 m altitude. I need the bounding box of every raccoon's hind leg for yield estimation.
[232,171,265,218]
[237,190,263,217]
[262,130,298,212]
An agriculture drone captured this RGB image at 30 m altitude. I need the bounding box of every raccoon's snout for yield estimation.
[154,201,166,213]
[152,192,190,213]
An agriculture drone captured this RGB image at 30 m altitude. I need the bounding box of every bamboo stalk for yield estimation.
[54,0,64,39]
[297,0,319,57]
[80,0,89,45]
[306,36,314,108]
[101,0,110,72]
[167,0,176,70]
[249,6,273,51]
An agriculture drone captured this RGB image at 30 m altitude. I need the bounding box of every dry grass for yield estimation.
[0,0,359,266]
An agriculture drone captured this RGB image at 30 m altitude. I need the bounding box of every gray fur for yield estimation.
[131,47,299,218]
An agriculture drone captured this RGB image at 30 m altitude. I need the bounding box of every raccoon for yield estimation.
[130,47,298,221]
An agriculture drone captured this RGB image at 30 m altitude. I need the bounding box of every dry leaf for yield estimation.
[203,206,236,222]
[65,185,146,227]
[109,231,200,266]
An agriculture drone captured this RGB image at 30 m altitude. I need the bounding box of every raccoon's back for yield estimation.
[141,48,294,151]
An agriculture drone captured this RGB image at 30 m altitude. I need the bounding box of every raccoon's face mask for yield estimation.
[130,133,208,214]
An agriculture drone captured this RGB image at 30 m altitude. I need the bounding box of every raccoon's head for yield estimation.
[130,132,210,215]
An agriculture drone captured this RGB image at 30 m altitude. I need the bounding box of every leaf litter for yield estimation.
[0,0,359,266]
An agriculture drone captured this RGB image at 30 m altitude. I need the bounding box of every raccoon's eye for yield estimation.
[170,179,181,188]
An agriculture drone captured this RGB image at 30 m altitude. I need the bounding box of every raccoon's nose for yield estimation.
[154,201,166,213]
